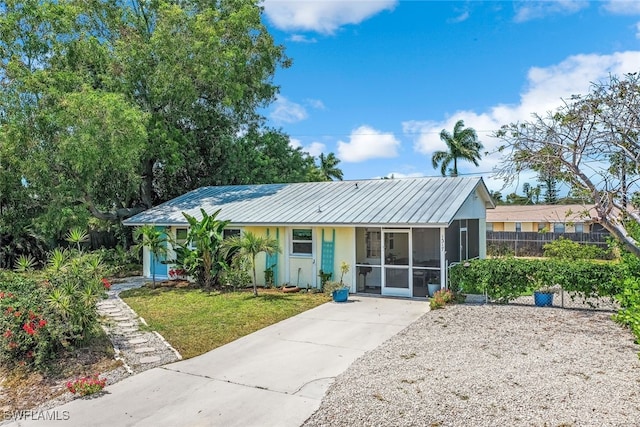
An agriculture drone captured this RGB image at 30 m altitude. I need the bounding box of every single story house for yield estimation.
[123,177,494,298]
[486,204,602,233]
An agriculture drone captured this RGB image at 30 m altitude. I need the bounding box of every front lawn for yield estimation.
[120,288,330,359]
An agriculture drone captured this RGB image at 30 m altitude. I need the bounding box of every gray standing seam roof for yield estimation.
[122,177,493,227]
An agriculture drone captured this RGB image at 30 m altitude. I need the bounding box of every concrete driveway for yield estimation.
[9,296,428,427]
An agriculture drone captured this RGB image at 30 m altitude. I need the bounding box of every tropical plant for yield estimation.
[338,261,350,286]
[318,153,344,181]
[0,252,108,370]
[133,225,168,289]
[65,227,89,252]
[225,231,280,297]
[14,255,37,272]
[431,119,483,177]
[179,209,237,291]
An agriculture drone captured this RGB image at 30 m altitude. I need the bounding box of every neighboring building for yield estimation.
[486,204,609,256]
[123,177,494,298]
[486,204,599,234]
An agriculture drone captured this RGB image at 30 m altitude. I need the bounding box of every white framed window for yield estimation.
[486,222,493,232]
[291,229,312,255]
[574,223,584,233]
[538,223,546,232]
[515,222,522,232]
[553,223,565,233]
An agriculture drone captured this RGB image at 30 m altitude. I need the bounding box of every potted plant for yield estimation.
[427,273,441,298]
[325,262,350,302]
[533,284,561,307]
[530,268,560,307]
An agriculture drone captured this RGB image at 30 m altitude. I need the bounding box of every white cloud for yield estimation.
[378,172,425,179]
[305,142,326,157]
[449,11,470,24]
[270,96,308,123]
[514,0,589,23]
[306,98,326,110]
[603,1,640,15]
[337,125,400,162]
[288,34,318,43]
[262,0,397,34]
[289,138,325,157]
[403,51,640,191]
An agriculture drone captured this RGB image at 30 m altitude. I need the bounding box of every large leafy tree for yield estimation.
[0,0,291,239]
[431,119,484,177]
[494,72,640,256]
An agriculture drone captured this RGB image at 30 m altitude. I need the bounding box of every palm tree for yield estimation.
[133,225,168,289]
[225,231,280,297]
[318,153,343,181]
[431,120,483,177]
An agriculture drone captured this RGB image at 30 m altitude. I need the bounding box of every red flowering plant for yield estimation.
[0,272,51,369]
[66,374,107,396]
[169,268,188,280]
[1,252,110,371]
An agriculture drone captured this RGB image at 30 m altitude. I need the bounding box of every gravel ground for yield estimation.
[304,304,640,427]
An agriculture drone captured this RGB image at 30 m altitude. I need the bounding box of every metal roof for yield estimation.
[122,177,494,227]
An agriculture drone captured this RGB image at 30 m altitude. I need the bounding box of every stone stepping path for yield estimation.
[96,277,181,375]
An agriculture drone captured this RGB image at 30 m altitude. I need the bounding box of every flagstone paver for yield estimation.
[97,277,181,374]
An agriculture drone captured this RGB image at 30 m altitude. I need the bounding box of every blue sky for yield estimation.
[260,1,640,195]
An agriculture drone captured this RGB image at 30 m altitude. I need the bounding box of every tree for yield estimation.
[489,190,503,205]
[317,153,344,181]
[225,232,280,297]
[133,225,168,289]
[432,120,484,177]
[0,0,291,237]
[494,72,640,257]
[538,171,558,204]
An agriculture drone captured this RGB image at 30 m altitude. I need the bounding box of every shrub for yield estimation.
[429,289,454,310]
[66,374,107,396]
[0,252,108,370]
[449,258,622,304]
[613,277,640,343]
[543,237,605,260]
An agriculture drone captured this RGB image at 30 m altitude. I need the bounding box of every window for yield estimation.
[553,223,565,233]
[176,228,188,245]
[486,222,493,232]
[515,222,522,232]
[538,223,546,232]
[291,229,312,255]
[223,228,241,239]
[574,223,584,233]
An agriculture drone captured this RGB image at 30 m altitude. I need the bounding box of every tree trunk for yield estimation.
[252,255,258,297]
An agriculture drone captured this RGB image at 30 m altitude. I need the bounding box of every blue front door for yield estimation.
[151,227,168,279]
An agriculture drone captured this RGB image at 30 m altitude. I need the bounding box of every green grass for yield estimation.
[120,288,330,359]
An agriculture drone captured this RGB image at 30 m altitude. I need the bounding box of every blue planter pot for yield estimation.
[534,292,554,307]
[332,288,349,302]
